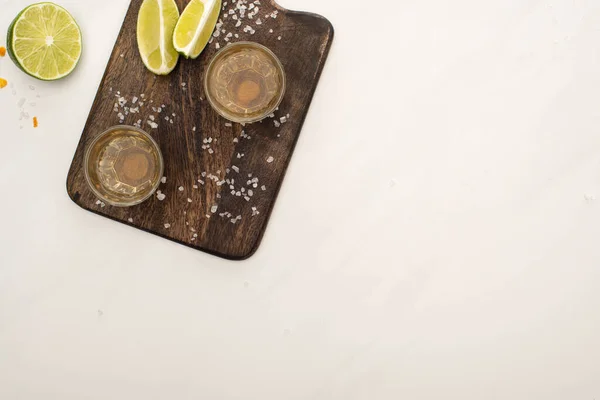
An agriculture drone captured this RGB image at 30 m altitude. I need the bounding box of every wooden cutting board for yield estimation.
[66,0,334,260]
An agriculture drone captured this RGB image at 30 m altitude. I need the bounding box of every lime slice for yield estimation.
[137,0,180,75]
[7,3,82,81]
[173,0,221,59]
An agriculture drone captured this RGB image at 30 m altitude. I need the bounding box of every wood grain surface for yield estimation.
[66,0,334,260]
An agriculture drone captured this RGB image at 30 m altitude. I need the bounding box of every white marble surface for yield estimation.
[1,0,600,398]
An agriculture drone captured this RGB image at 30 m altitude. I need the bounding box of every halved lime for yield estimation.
[137,0,180,75]
[7,2,82,81]
[173,0,221,59]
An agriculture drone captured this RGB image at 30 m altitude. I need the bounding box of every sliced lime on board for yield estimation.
[7,2,82,81]
[137,0,180,75]
[173,0,221,59]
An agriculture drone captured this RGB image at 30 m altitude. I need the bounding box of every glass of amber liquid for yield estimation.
[204,41,286,123]
[84,125,164,207]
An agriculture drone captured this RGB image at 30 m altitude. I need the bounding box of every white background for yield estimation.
[1,0,600,398]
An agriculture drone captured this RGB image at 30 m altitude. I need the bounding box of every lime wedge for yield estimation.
[173,0,221,59]
[137,0,180,75]
[7,3,82,81]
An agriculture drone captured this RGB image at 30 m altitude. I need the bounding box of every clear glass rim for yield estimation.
[204,41,287,124]
[83,125,164,207]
